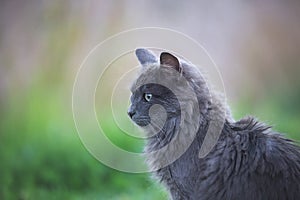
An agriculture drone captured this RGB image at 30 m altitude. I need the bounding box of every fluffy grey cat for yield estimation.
[128,48,300,200]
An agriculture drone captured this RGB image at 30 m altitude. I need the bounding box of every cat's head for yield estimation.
[128,48,210,129]
[128,49,185,127]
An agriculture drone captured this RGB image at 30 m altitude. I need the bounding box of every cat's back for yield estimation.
[193,117,300,200]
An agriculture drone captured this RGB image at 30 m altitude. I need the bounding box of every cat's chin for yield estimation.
[132,117,151,127]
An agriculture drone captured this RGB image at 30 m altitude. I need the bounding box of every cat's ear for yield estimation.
[160,52,182,73]
[135,48,158,66]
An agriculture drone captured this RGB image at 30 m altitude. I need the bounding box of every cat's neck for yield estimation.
[145,116,179,151]
[144,114,210,152]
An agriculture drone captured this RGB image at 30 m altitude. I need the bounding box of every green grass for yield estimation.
[0,85,167,199]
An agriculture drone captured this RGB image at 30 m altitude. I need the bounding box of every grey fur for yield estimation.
[135,48,158,65]
[128,48,300,200]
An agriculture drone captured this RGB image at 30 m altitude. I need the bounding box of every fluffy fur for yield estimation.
[128,49,300,200]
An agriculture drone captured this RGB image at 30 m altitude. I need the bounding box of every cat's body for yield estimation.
[128,49,300,200]
[152,118,300,200]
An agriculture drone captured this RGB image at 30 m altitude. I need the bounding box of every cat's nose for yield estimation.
[127,110,136,119]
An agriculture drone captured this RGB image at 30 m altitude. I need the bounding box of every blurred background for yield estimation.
[1,1,300,199]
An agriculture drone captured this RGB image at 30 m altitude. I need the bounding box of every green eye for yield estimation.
[144,93,152,102]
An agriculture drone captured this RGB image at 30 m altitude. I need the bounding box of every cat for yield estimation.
[128,48,300,200]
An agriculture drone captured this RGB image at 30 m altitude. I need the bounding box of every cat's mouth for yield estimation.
[131,116,151,127]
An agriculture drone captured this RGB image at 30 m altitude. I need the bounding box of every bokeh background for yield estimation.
[1,1,300,199]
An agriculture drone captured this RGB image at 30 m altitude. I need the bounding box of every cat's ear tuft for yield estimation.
[160,52,182,72]
[135,48,157,66]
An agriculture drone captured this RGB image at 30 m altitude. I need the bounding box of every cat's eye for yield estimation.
[144,93,152,102]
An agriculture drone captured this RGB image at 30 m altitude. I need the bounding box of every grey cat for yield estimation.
[128,48,300,200]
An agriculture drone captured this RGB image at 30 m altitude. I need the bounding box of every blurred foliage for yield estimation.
[1,1,299,200]
[0,85,167,199]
